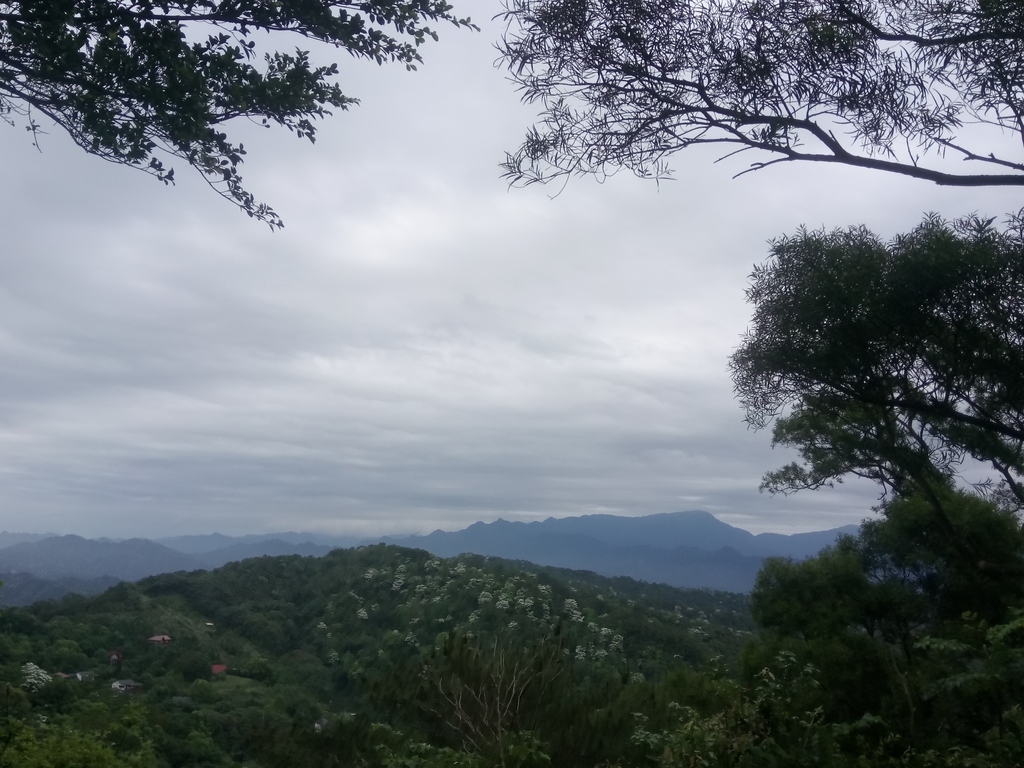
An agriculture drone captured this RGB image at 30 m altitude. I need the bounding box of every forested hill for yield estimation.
[4,499,1023,767]
[0,544,751,767]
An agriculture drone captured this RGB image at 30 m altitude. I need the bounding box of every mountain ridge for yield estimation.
[393,510,856,559]
[0,511,859,603]
[376,510,858,592]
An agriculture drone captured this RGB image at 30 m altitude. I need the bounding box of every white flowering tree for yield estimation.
[20,663,52,692]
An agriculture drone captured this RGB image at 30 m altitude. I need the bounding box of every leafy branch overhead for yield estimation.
[499,0,1024,187]
[0,1,476,227]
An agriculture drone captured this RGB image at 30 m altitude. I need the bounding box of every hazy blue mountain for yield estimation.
[0,512,858,597]
[0,571,121,607]
[742,527,861,558]
[385,511,856,557]
[375,526,766,591]
[0,535,349,593]
[0,532,56,550]
[157,531,364,554]
[0,536,204,581]
[377,511,858,592]
[484,511,858,557]
[153,532,240,554]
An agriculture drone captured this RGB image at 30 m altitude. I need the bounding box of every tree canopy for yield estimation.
[729,213,1024,528]
[0,0,475,227]
[0,544,751,768]
[499,0,1024,187]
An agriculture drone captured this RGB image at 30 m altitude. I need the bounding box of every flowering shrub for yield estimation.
[21,663,51,692]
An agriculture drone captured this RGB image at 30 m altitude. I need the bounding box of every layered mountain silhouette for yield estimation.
[0,511,858,605]
[154,531,362,555]
[0,571,121,606]
[0,536,338,605]
[0,535,200,582]
[0,532,55,549]
[384,511,854,558]
[377,511,858,593]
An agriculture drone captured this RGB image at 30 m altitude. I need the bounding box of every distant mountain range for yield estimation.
[0,511,859,605]
[0,535,337,605]
[382,511,854,559]
[376,511,858,594]
[153,531,364,554]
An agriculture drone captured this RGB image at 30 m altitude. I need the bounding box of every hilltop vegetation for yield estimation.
[3,487,1024,767]
[0,545,751,767]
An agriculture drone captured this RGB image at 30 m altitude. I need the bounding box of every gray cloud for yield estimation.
[0,7,1017,538]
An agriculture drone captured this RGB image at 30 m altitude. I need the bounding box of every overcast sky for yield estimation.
[0,4,1019,539]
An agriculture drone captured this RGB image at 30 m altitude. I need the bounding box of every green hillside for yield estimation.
[3,497,1024,768]
[0,545,751,767]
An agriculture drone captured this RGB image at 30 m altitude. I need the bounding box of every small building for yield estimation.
[314,717,329,734]
[111,679,143,694]
[107,650,124,666]
[75,671,95,682]
[148,635,172,645]
[211,664,227,675]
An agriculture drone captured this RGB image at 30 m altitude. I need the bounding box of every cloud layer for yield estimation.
[0,7,1016,537]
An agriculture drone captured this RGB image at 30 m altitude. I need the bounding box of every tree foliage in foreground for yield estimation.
[729,214,1024,539]
[0,0,474,226]
[499,0,1024,188]
[635,489,1024,767]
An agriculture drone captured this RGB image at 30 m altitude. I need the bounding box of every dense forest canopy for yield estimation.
[0,545,753,767]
